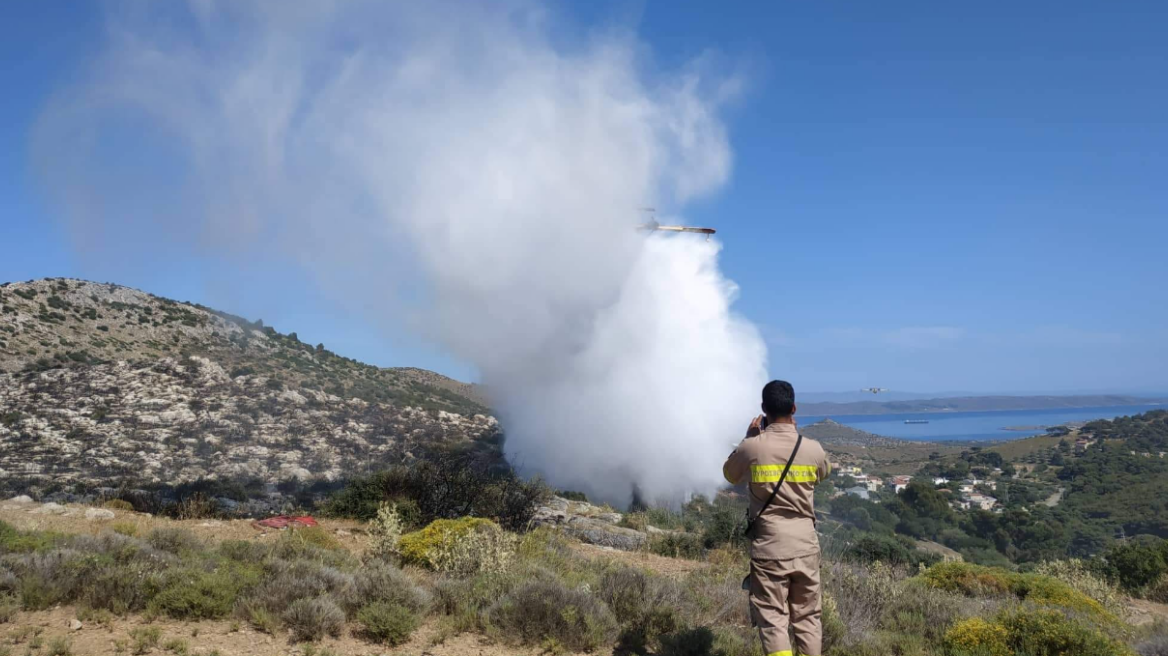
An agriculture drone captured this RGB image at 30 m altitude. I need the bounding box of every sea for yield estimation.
[797,403,1165,443]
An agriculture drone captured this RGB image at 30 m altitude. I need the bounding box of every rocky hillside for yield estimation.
[0,278,496,496]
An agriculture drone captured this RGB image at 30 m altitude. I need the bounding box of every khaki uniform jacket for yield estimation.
[723,423,831,560]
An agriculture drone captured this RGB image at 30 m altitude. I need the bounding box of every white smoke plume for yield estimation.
[33,1,768,506]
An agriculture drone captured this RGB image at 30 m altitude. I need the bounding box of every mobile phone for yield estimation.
[760,416,769,430]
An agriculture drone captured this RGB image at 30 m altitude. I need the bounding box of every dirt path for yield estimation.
[571,542,708,578]
[1042,487,1065,508]
[1126,598,1168,626]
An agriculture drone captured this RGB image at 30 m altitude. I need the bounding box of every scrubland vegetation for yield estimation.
[6,458,1168,656]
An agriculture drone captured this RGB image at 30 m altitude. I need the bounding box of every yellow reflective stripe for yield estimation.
[751,464,818,483]
[766,651,793,656]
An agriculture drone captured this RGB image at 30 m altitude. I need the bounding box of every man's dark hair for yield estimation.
[762,380,795,418]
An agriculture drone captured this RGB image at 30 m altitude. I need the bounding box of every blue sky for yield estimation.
[2,2,1166,394]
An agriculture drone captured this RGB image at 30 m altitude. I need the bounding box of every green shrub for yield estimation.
[700,505,748,550]
[999,607,1134,656]
[217,540,270,564]
[0,521,61,553]
[356,602,418,646]
[283,596,345,642]
[398,518,496,570]
[657,627,716,656]
[150,563,259,619]
[648,533,705,560]
[237,601,279,634]
[1105,540,1168,592]
[944,617,1010,656]
[102,499,135,512]
[110,522,139,537]
[879,580,980,644]
[485,579,618,652]
[922,562,1112,623]
[324,459,549,530]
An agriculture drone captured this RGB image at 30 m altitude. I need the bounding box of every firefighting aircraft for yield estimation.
[861,387,889,394]
[637,208,716,240]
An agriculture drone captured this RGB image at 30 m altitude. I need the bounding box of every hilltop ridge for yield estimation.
[0,278,495,499]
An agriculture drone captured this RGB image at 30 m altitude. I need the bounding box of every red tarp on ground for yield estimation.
[251,515,319,529]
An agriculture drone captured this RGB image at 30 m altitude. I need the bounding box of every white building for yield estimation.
[845,486,870,500]
[889,475,913,494]
[965,493,997,511]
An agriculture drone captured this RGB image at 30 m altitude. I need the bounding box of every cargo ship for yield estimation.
[904,419,930,424]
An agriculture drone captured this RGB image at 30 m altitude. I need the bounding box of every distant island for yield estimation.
[799,395,1164,417]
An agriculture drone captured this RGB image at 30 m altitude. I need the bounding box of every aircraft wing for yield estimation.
[651,225,716,235]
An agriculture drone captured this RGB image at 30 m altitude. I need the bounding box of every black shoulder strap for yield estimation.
[744,433,803,538]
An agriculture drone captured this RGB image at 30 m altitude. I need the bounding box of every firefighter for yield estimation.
[723,380,831,656]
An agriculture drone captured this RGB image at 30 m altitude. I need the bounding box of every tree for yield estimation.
[1105,539,1168,591]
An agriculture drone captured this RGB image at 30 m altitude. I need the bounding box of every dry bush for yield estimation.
[242,560,356,615]
[350,561,430,614]
[217,539,271,564]
[77,561,167,614]
[485,579,618,652]
[1137,627,1168,656]
[367,503,404,559]
[675,567,751,628]
[166,493,219,520]
[145,528,205,555]
[879,580,999,645]
[1145,575,1168,604]
[129,626,161,654]
[822,561,906,648]
[283,596,346,642]
[285,526,345,552]
[4,549,85,610]
[0,592,18,622]
[598,567,682,653]
[430,523,518,577]
[1035,559,1126,617]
